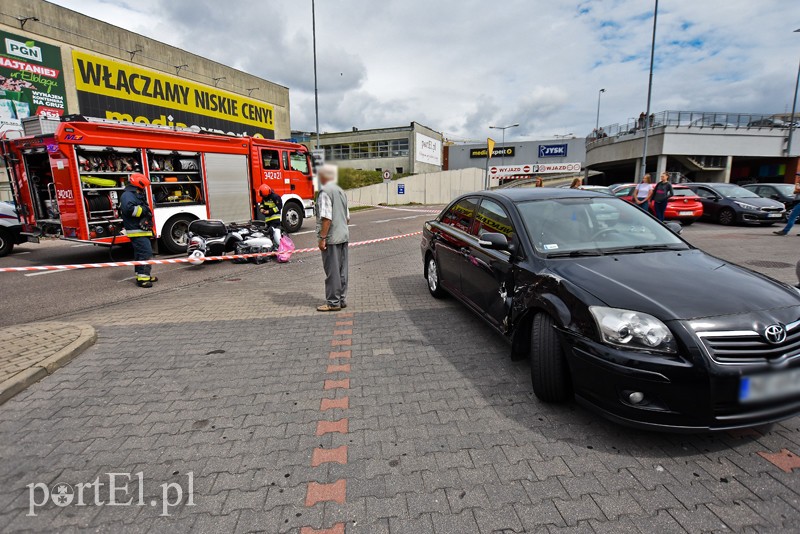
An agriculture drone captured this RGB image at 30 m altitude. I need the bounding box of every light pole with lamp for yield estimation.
[595,88,606,134]
[312,0,320,150]
[489,123,519,166]
[786,28,800,158]
[639,0,658,182]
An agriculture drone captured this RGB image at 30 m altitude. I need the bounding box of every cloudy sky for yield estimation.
[51,0,800,142]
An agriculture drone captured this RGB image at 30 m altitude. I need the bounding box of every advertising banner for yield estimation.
[538,143,569,158]
[414,132,442,166]
[469,146,515,158]
[72,51,275,138]
[0,31,67,132]
[489,162,581,176]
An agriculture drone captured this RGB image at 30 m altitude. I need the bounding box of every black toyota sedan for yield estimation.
[421,188,800,431]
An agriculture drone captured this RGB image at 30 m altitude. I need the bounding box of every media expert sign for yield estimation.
[414,133,442,166]
[71,51,275,138]
[489,162,582,176]
[0,30,67,130]
[469,146,515,159]
[538,143,568,158]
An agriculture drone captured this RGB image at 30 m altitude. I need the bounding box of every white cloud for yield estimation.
[48,0,800,140]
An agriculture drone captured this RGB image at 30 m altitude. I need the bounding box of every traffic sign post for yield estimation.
[382,169,392,182]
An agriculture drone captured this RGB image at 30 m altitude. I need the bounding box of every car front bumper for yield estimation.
[558,329,800,432]
[740,209,785,223]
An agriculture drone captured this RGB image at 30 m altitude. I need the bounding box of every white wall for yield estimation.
[345,168,492,206]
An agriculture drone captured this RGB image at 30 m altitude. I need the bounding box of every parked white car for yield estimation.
[0,201,23,257]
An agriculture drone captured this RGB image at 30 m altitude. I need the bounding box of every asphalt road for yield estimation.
[0,207,797,327]
[0,207,437,327]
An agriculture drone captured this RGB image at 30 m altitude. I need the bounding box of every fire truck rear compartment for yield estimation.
[22,150,59,228]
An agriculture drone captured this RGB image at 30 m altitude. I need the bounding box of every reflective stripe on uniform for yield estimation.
[132,205,143,217]
[137,275,151,281]
[127,231,153,238]
[265,214,281,222]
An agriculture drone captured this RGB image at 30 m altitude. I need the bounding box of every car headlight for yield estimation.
[734,201,758,210]
[589,306,677,353]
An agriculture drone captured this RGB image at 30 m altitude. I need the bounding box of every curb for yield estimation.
[0,324,97,406]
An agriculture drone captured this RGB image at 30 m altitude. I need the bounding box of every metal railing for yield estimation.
[587,111,796,146]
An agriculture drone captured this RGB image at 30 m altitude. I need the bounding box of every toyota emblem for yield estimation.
[764,324,787,345]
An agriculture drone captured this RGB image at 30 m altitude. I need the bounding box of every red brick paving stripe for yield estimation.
[329,350,351,359]
[331,338,352,347]
[300,523,345,534]
[757,449,800,473]
[311,445,348,467]
[333,329,352,336]
[338,312,354,318]
[316,418,348,435]
[320,397,349,411]
[324,378,350,390]
[326,363,351,373]
[305,479,346,506]
[335,320,353,326]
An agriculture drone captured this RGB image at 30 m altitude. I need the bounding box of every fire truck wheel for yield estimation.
[282,202,304,233]
[160,215,196,254]
[0,229,13,257]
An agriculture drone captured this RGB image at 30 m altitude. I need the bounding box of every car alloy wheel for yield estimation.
[427,256,445,298]
[717,208,735,226]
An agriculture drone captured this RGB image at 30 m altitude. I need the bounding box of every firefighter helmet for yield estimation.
[258,184,272,198]
[128,173,150,189]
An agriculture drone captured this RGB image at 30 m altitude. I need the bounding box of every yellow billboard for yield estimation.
[71,50,275,137]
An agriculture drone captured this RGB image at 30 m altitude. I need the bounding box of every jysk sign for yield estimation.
[72,51,275,138]
[470,146,515,159]
[0,30,67,132]
[538,143,568,158]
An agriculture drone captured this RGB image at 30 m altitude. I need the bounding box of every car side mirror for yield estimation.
[478,232,510,251]
[665,221,683,235]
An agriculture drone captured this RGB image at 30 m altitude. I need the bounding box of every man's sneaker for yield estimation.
[773,230,788,235]
[316,304,341,312]
[340,302,347,309]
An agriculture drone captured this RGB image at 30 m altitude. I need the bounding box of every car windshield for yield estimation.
[671,189,695,197]
[516,197,688,256]
[711,184,760,199]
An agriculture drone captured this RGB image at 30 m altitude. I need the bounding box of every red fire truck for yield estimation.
[1,117,315,254]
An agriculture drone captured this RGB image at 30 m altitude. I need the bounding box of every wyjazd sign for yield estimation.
[538,143,568,158]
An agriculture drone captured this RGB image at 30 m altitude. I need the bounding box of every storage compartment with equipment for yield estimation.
[147,150,205,207]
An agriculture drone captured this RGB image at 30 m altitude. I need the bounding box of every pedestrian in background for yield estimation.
[534,176,544,187]
[634,174,653,212]
[569,177,582,189]
[774,173,800,236]
[316,164,350,312]
[652,172,674,221]
[121,173,157,288]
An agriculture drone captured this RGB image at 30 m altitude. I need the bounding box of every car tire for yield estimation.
[530,313,571,403]
[282,202,304,233]
[425,254,446,299]
[717,208,736,226]
[160,215,195,254]
[0,228,13,257]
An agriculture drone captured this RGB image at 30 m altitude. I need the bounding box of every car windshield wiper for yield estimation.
[600,246,646,255]
[636,244,688,251]
[546,249,604,258]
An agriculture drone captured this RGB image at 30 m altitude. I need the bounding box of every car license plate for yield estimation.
[679,211,694,216]
[768,213,782,218]
[740,368,800,403]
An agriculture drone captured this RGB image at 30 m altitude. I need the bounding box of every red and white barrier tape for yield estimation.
[347,200,441,214]
[0,231,423,273]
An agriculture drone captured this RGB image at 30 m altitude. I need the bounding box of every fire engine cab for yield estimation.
[1,116,315,254]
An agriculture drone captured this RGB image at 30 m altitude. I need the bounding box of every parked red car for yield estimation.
[611,184,703,224]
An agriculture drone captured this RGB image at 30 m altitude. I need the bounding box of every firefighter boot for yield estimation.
[136,275,153,288]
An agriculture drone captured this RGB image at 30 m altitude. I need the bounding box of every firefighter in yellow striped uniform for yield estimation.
[258,184,283,250]
[121,173,158,287]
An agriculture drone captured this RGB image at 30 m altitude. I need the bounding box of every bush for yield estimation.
[337,168,412,190]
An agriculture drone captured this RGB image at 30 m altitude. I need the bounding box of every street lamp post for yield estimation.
[312,0,320,150]
[639,0,659,183]
[489,123,519,166]
[595,88,606,134]
[786,28,800,158]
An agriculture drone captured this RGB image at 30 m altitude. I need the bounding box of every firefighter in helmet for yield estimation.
[121,173,157,287]
[258,184,283,250]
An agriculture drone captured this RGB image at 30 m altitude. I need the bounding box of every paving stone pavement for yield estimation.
[2,222,800,532]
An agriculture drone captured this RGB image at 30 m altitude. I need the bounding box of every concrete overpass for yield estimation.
[585,111,799,185]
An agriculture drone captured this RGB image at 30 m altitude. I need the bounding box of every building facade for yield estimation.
[445,137,586,172]
[296,122,443,175]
